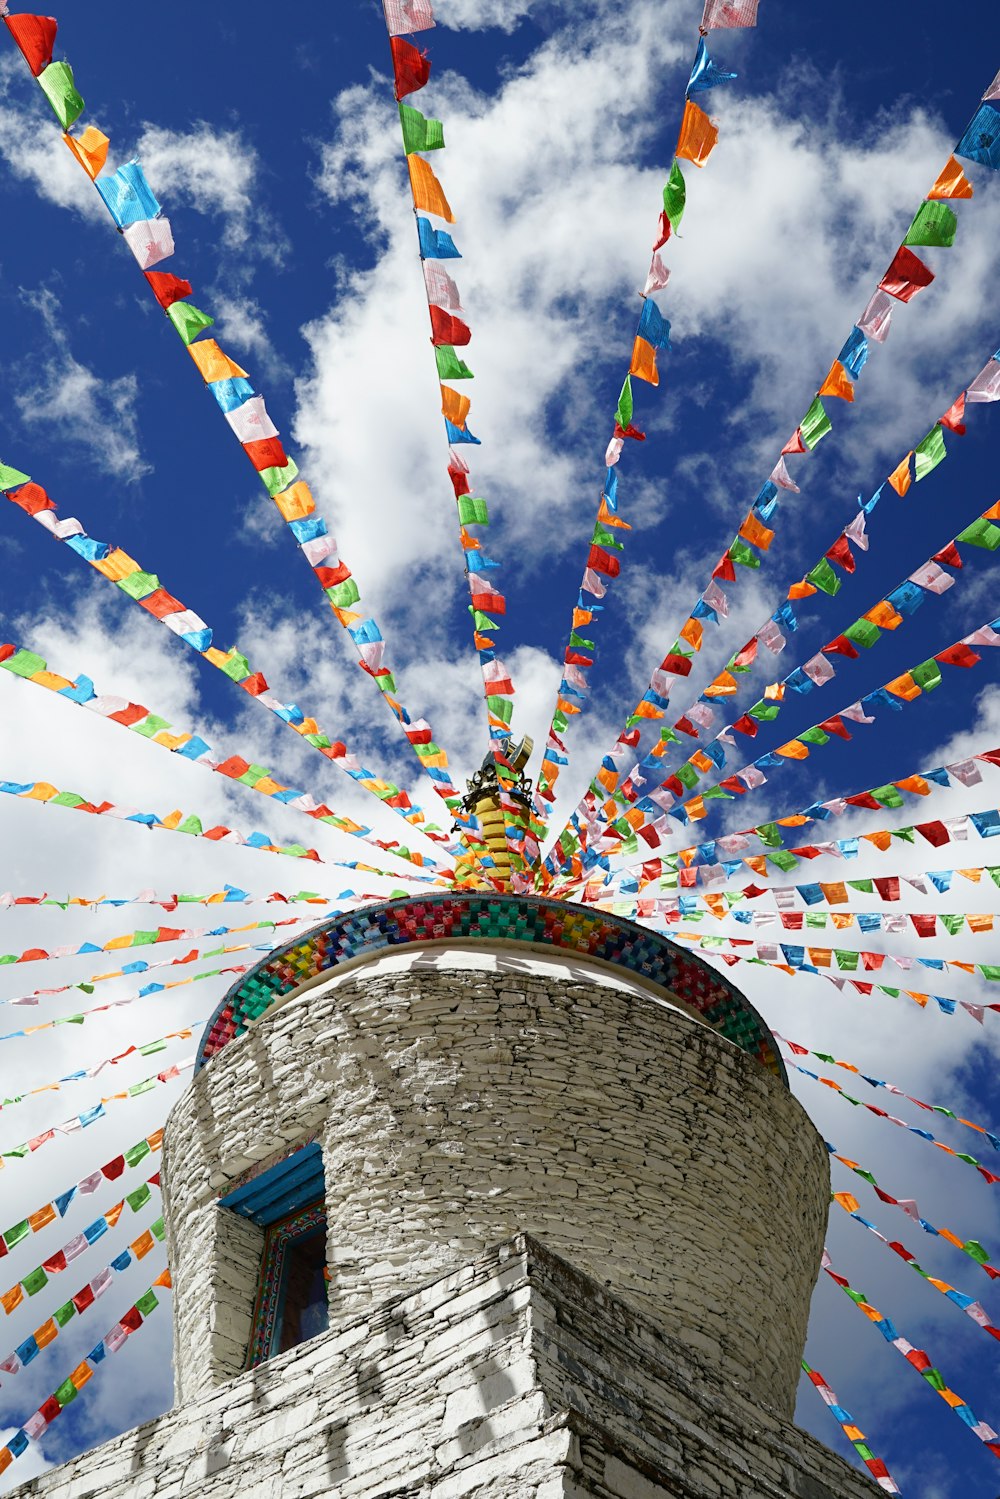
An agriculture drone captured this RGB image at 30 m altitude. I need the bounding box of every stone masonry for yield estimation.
[9,1235,877,1499]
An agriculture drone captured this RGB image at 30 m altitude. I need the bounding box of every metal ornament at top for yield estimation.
[455,736,534,889]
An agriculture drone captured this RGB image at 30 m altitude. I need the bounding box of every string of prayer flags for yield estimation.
[545,345,998,881]
[0,942,269,1014]
[2,1027,200,1111]
[1,1188,162,1320]
[621,893,998,941]
[0,474,470,863]
[532,15,742,831]
[0,888,335,914]
[0,1058,194,1165]
[777,1034,1000,1154]
[0,1270,172,1475]
[800,1362,900,1495]
[381,2,535,886]
[834,1196,1000,1347]
[0,635,448,880]
[784,1058,1000,1186]
[821,1252,1000,1460]
[0,1216,166,1383]
[541,97,996,878]
[830,1145,1000,1281]
[1,1128,163,1236]
[0,915,308,971]
[6,21,470,839]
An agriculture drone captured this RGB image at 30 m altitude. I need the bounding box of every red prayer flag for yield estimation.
[879,245,935,302]
[939,391,967,434]
[243,436,288,472]
[144,272,193,310]
[429,305,471,347]
[586,546,621,577]
[7,481,54,516]
[390,36,430,99]
[822,635,860,659]
[819,716,851,740]
[139,588,185,619]
[102,1157,125,1180]
[732,714,758,738]
[72,1284,96,1313]
[915,820,949,846]
[873,876,900,902]
[932,540,962,569]
[825,534,855,572]
[120,1305,143,1332]
[4,15,57,76]
[935,642,980,668]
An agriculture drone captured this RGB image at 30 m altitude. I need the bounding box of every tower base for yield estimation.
[10,1235,875,1498]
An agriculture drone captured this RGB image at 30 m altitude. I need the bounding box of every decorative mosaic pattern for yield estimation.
[198,895,784,1081]
[246,1201,327,1369]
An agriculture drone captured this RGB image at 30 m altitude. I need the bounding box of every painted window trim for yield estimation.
[246,1201,328,1368]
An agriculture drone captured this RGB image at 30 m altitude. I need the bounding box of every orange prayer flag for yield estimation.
[679,616,703,651]
[958,868,983,883]
[147,1128,164,1149]
[894,774,930,795]
[776,740,809,760]
[864,600,903,629]
[153,1267,173,1289]
[0,1449,13,1476]
[407,155,454,221]
[629,335,659,385]
[160,810,184,831]
[676,99,719,167]
[831,913,854,930]
[703,671,738,697]
[886,673,921,700]
[887,453,913,496]
[775,814,809,827]
[596,766,617,792]
[928,155,974,200]
[633,700,665,720]
[62,125,109,179]
[743,856,768,877]
[440,385,470,428]
[597,498,631,529]
[1,1285,24,1315]
[968,914,994,933]
[764,682,785,702]
[28,1204,56,1233]
[24,783,57,802]
[684,796,708,821]
[92,548,141,583]
[862,830,893,850]
[690,750,713,773]
[808,947,832,968]
[818,360,855,402]
[104,1200,125,1229]
[273,481,315,522]
[833,1191,860,1211]
[34,1318,58,1349]
[572,608,594,627]
[70,1361,94,1391]
[984,499,1000,521]
[739,512,774,550]
[788,580,817,600]
[820,882,849,904]
[187,340,248,383]
[951,961,976,975]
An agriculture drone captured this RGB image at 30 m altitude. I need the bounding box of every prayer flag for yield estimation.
[879,245,935,302]
[423,262,462,311]
[429,306,471,346]
[167,302,215,344]
[643,253,670,294]
[96,162,161,228]
[858,289,893,343]
[390,37,431,100]
[188,341,248,382]
[629,336,659,385]
[928,155,974,200]
[914,425,947,481]
[967,359,1000,403]
[4,14,57,75]
[939,392,967,434]
[435,345,473,379]
[383,0,435,36]
[122,218,175,269]
[887,453,913,496]
[800,397,831,449]
[903,200,958,247]
[408,154,453,220]
[63,126,109,180]
[676,100,718,166]
[701,0,759,27]
[818,361,854,402]
[615,376,634,427]
[687,37,737,95]
[440,385,470,428]
[416,216,460,258]
[661,159,686,230]
[399,102,444,154]
[956,103,1000,170]
[37,61,84,130]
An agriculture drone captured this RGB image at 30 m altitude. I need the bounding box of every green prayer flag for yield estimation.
[702,785,732,801]
[176,814,203,836]
[1,650,46,679]
[836,950,859,971]
[891,825,915,844]
[167,302,215,344]
[132,930,159,947]
[800,725,829,745]
[456,493,489,525]
[4,1220,29,1250]
[219,650,251,682]
[805,913,827,928]
[870,784,904,808]
[53,1300,76,1328]
[139,1037,168,1056]
[552,710,569,733]
[966,1240,989,1263]
[129,1078,156,1097]
[487,696,513,723]
[800,397,831,450]
[151,1217,166,1241]
[980,965,1000,982]
[126,1183,152,1213]
[768,850,798,872]
[847,879,873,894]
[903,200,958,248]
[914,425,947,481]
[675,763,699,790]
[615,376,633,428]
[435,344,473,380]
[748,700,781,722]
[22,1266,48,1296]
[843,617,881,649]
[51,792,86,809]
[37,61,84,129]
[260,458,300,497]
[988,868,1000,888]
[662,158,686,230]
[728,540,761,569]
[398,102,445,154]
[805,558,840,596]
[132,714,170,739]
[910,658,942,692]
[135,1288,159,1316]
[940,912,964,935]
[326,577,360,608]
[956,517,1000,551]
[0,464,31,490]
[755,822,781,847]
[55,1378,80,1407]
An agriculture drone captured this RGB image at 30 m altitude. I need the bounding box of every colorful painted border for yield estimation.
[245,1201,327,1369]
[197,895,784,1081]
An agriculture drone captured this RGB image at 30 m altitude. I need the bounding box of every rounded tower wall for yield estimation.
[163,937,828,1417]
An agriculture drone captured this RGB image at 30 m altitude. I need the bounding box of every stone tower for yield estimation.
[11,893,880,1498]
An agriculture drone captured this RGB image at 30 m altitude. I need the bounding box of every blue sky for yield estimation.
[0,1,999,1493]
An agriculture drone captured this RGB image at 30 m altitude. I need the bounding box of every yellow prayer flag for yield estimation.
[62,125,110,179]
[273,481,315,522]
[187,339,248,383]
[92,548,141,582]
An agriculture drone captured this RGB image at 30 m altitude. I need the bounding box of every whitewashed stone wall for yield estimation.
[163,957,827,1416]
[9,1236,877,1499]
